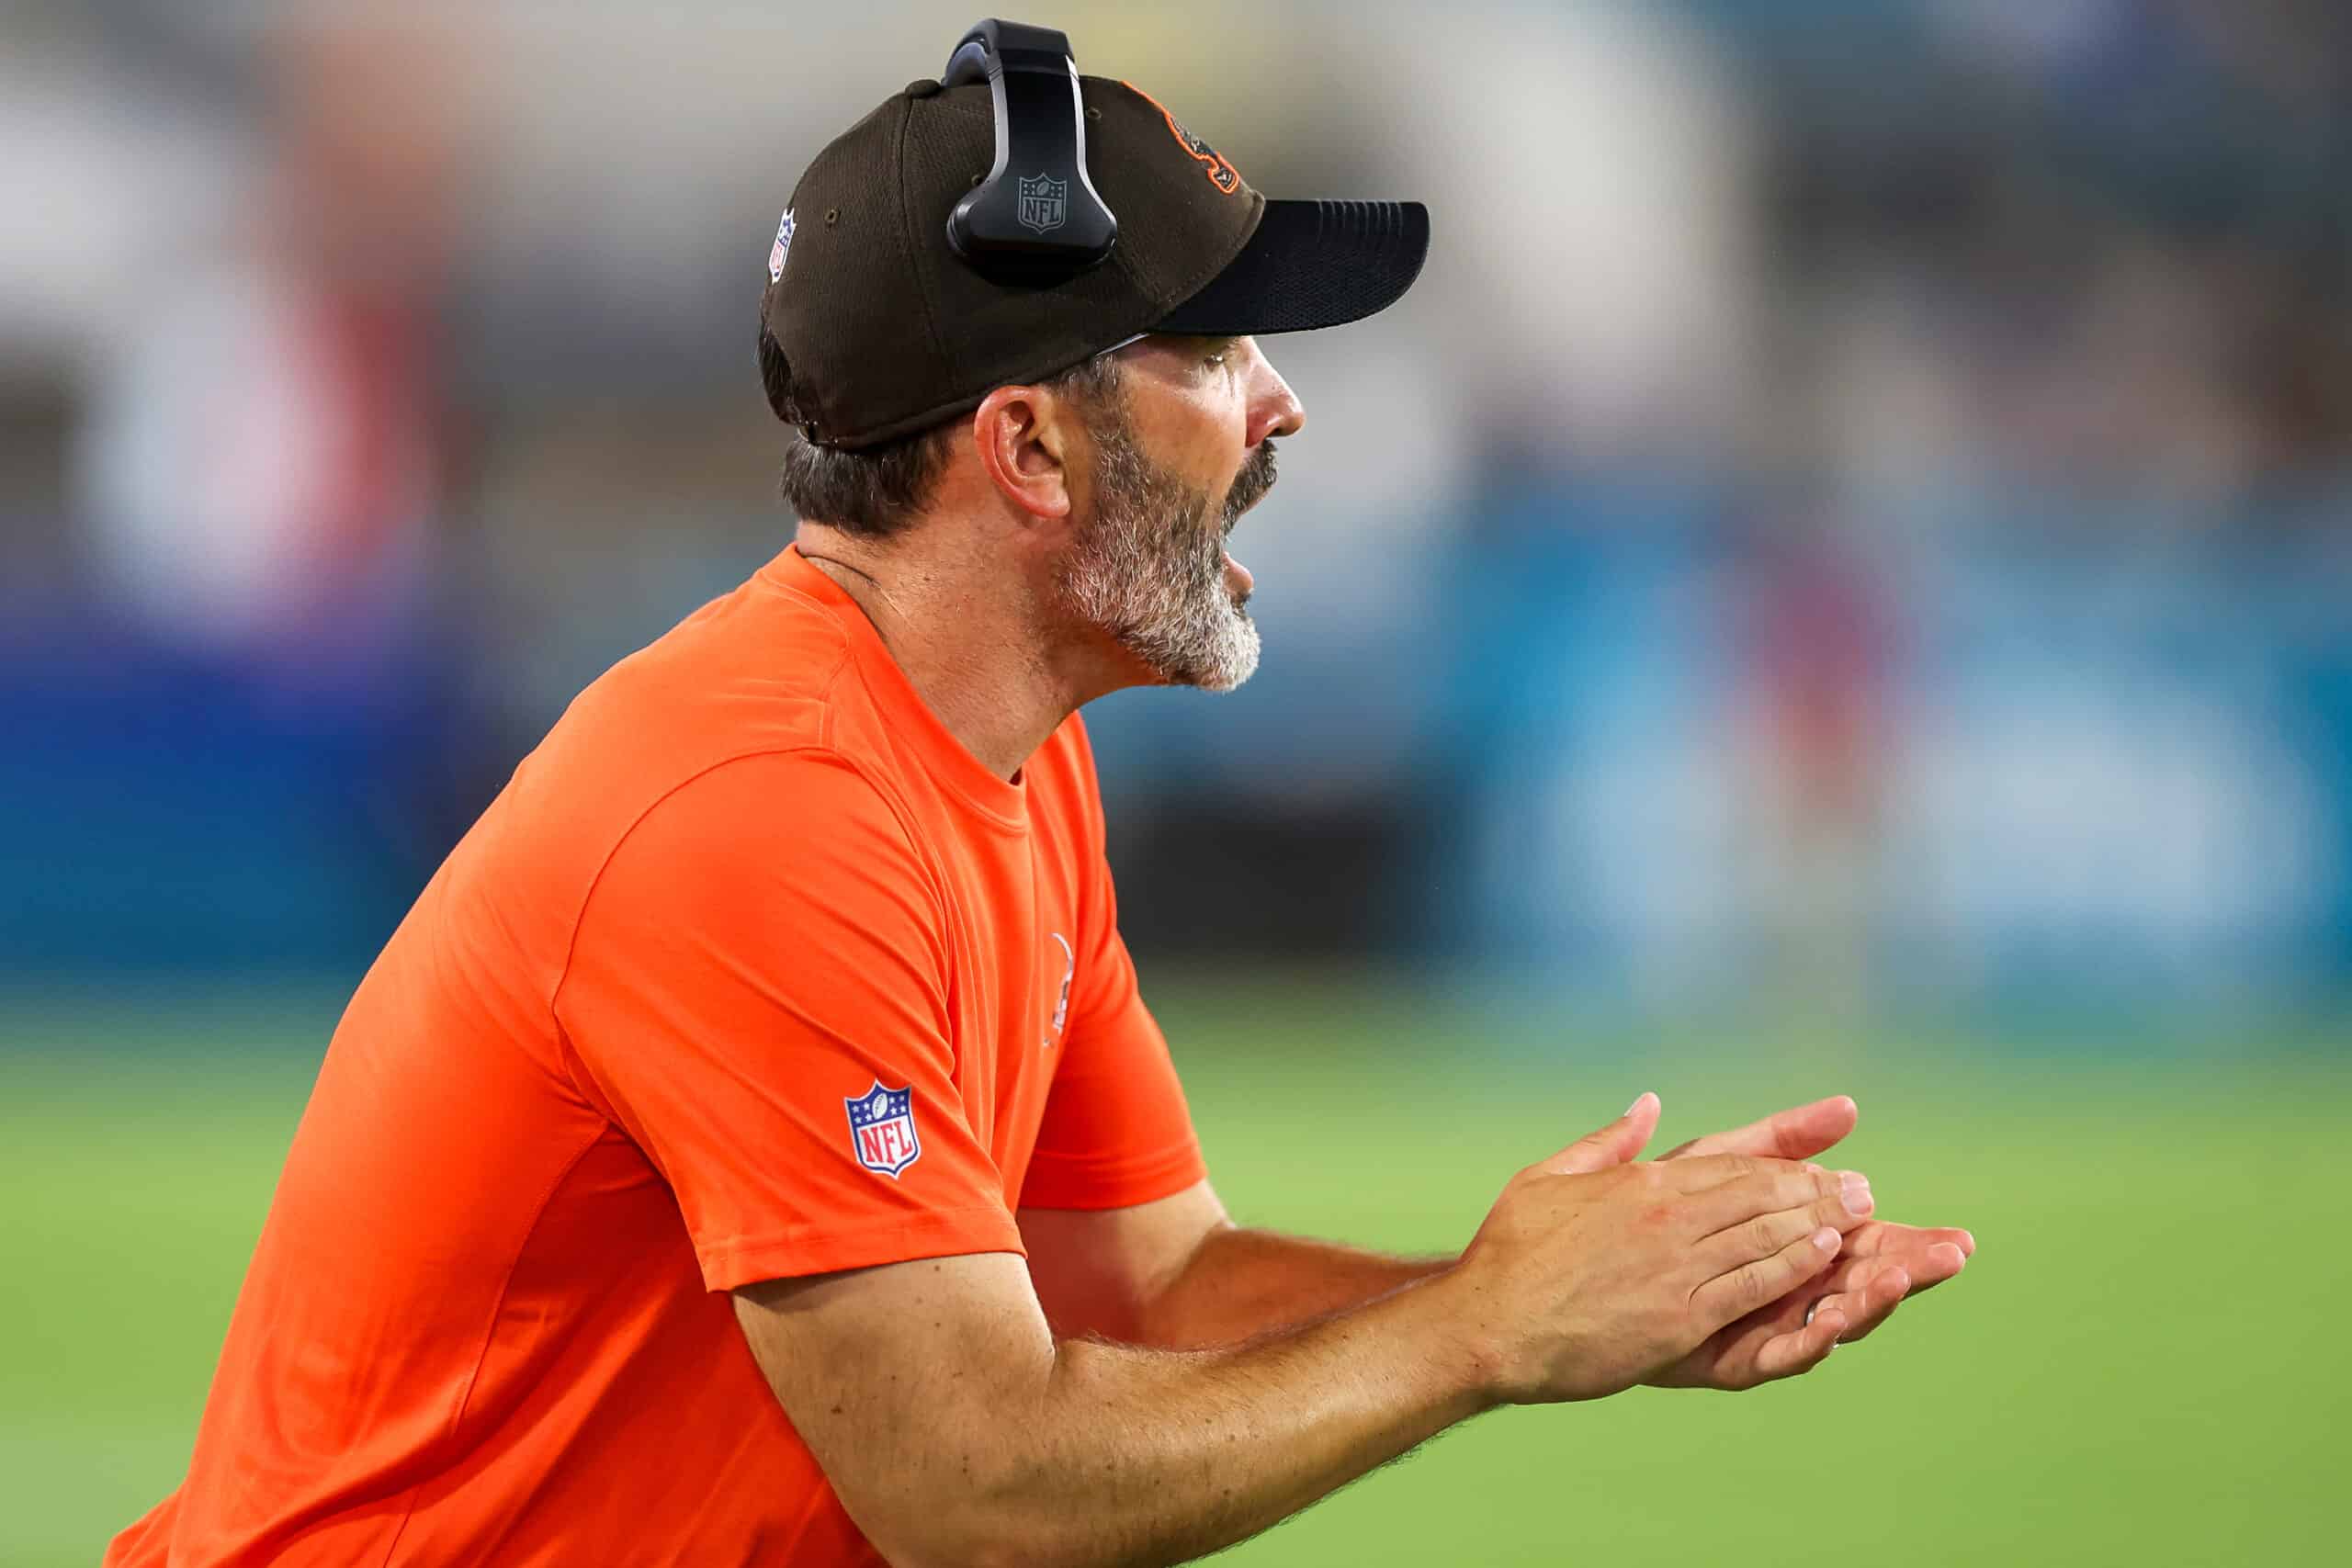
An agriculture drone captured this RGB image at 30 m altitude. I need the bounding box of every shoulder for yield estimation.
[464,569,941,947]
[619,746,922,865]
[560,569,857,769]
[505,568,909,857]
[570,747,952,985]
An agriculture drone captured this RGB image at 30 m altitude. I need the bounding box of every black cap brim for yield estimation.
[1153,199,1429,337]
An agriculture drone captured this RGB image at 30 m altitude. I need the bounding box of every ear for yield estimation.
[971,383,1080,528]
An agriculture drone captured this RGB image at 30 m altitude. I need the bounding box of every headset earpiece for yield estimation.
[942,18,1119,285]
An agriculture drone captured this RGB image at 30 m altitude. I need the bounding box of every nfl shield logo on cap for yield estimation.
[1015,173,1067,234]
[843,1081,922,1178]
[768,208,797,283]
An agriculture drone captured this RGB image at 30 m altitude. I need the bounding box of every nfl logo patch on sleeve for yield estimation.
[844,1081,922,1178]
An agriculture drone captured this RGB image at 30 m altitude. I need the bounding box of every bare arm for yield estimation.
[733,1101,1864,1568]
[1149,1227,1451,1345]
[1026,1096,1975,1383]
[1021,1182,1448,1349]
[738,1250,1488,1568]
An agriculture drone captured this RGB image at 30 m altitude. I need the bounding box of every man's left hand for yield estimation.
[1643,1096,1975,1391]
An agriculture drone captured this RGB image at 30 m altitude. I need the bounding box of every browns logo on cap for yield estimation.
[1124,80,1244,196]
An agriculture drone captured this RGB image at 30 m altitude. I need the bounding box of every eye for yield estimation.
[1202,347,1229,368]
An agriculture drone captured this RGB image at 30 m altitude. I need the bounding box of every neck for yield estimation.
[796,523,1136,781]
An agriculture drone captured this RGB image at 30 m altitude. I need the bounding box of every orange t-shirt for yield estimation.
[107,546,1205,1567]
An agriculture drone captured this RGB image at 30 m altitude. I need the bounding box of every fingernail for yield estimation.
[1812,1227,1840,1253]
[1839,1171,1873,1216]
[1624,1092,1651,1118]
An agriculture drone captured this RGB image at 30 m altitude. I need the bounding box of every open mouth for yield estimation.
[1219,460,1273,596]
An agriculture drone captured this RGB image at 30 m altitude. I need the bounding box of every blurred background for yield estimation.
[4,2,2346,1563]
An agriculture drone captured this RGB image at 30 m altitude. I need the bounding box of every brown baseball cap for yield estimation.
[759,68,1429,448]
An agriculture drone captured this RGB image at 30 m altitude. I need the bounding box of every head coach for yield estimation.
[108,21,1973,1567]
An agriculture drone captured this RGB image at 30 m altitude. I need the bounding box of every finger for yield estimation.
[1686,1247,1937,1382]
[1888,1238,1968,1282]
[1696,1186,1874,1276]
[1772,1242,1951,1313]
[1796,1258,1913,1345]
[1826,1263,1914,1343]
[1681,1164,1871,1237]
[1747,1303,1849,1382]
[1659,1152,1851,1194]
[1539,1092,1662,1176]
[1825,1241,1956,1335]
[1690,1224,1841,1328]
[1658,1095,1860,1163]
[1843,1221,1976,1262]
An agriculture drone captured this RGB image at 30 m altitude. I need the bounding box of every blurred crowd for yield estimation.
[3,0,2346,1021]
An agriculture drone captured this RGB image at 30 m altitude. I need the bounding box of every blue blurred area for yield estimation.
[13,468,2343,1013]
[0,559,463,970]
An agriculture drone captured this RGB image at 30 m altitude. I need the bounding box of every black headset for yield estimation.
[942,18,1119,284]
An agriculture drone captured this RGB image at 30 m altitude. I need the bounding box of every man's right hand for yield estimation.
[1444,1092,1871,1404]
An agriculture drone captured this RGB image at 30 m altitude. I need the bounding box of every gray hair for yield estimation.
[767,334,1127,540]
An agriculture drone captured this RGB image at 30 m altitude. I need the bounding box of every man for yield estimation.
[109,33,1973,1568]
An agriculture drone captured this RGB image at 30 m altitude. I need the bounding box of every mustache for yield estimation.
[1221,438,1279,529]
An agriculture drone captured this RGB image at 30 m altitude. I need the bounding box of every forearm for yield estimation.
[1138,1225,1453,1348]
[956,1274,1493,1568]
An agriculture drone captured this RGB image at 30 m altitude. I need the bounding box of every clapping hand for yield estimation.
[1642,1094,1974,1391]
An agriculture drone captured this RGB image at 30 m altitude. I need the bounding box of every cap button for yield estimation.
[904,78,943,99]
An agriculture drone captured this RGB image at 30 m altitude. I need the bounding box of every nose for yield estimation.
[1245,339,1306,446]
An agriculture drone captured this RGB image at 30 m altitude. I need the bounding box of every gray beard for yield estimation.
[1057,399,1266,693]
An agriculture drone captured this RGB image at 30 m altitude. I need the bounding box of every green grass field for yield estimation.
[6,979,2345,1565]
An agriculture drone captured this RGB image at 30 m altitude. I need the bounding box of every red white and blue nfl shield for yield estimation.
[844,1081,922,1178]
[768,208,796,283]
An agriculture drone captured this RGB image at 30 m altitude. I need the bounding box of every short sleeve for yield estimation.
[1019,814,1206,1212]
[554,750,1024,1291]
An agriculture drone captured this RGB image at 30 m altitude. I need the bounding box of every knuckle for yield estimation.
[1715,1170,1765,1212]
[1740,1214,1781,1258]
[1688,1156,1738,1187]
[1736,1261,1775,1309]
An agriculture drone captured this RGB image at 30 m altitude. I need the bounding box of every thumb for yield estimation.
[1544,1091,1661,1176]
